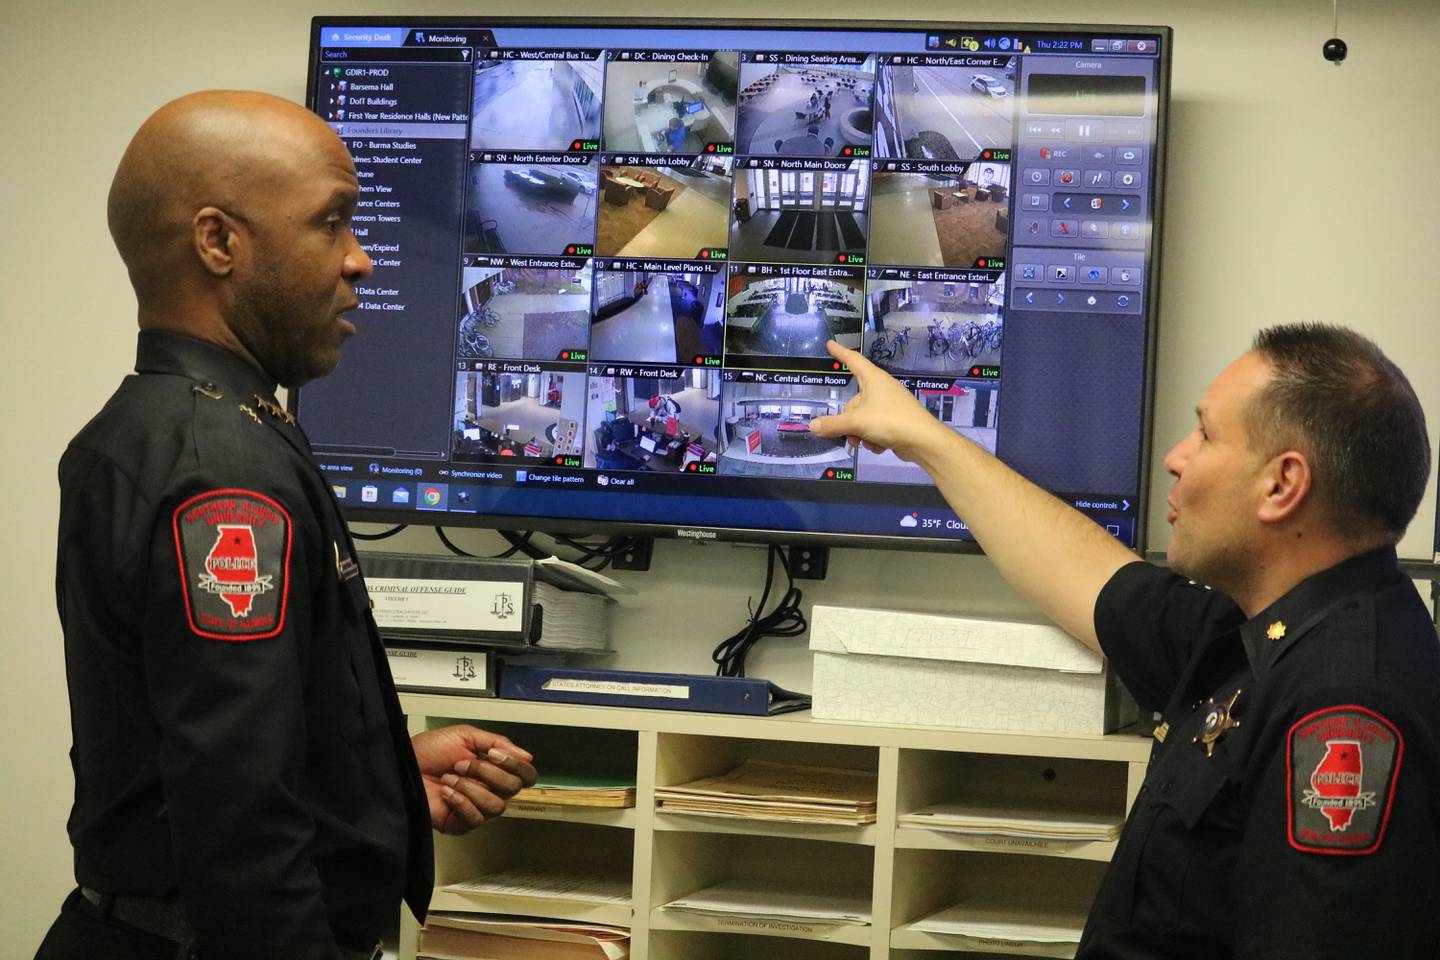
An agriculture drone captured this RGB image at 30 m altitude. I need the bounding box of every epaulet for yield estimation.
[188,379,273,467]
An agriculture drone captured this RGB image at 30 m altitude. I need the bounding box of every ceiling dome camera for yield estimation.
[1323,37,1348,64]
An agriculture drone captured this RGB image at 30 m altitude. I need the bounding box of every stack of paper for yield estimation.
[655,760,877,825]
[513,772,637,809]
[441,868,631,908]
[532,582,614,652]
[897,797,1122,841]
[908,896,1089,946]
[418,912,629,960]
[662,879,871,925]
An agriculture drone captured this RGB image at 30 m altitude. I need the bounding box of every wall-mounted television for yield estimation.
[298,17,1171,552]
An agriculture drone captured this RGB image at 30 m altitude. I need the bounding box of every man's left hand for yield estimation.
[411,725,538,834]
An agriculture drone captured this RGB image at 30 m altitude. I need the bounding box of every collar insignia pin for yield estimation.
[238,403,262,425]
[1192,688,1243,758]
[1266,620,1286,641]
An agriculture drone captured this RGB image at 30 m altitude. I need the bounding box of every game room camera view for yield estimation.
[730,162,870,265]
[874,58,1015,160]
[596,156,734,258]
[864,276,1004,374]
[868,164,1010,267]
[857,380,999,484]
[725,272,863,362]
[469,55,603,151]
[602,54,740,153]
[734,57,876,157]
[463,160,598,255]
[590,266,725,363]
[453,370,588,462]
[456,264,592,362]
[716,381,858,479]
[584,371,722,473]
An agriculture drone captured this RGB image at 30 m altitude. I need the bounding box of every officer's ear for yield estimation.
[192,206,245,278]
[1257,449,1312,526]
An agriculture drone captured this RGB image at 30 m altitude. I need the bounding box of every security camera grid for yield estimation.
[590,260,726,364]
[602,52,740,154]
[716,373,859,479]
[857,377,999,484]
[873,55,1015,160]
[869,162,1011,268]
[584,369,722,473]
[456,259,593,363]
[470,51,604,151]
[452,368,588,463]
[863,269,1005,375]
[729,159,871,265]
[724,265,864,367]
[596,155,734,258]
[734,53,877,158]
[463,152,598,256]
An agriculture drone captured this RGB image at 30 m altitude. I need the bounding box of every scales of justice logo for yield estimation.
[198,524,276,617]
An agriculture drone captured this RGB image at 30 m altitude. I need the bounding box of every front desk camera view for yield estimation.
[300,19,1170,551]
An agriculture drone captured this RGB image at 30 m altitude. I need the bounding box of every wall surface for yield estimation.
[3,0,1437,949]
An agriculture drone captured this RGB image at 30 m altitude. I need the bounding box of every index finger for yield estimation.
[825,339,878,386]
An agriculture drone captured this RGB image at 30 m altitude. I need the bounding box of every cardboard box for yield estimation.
[809,605,1136,735]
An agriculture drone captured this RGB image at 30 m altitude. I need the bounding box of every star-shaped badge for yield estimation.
[1193,688,1243,758]
[1267,620,1287,641]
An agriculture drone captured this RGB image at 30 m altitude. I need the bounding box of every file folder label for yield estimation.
[368,577,525,634]
[544,678,690,700]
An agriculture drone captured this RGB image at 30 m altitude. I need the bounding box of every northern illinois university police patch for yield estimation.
[173,489,291,641]
[1287,705,1403,855]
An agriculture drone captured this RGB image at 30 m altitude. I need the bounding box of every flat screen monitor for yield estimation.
[299,18,1171,552]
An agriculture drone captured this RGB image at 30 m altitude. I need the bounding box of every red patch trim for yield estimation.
[172,488,292,642]
[1285,704,1403,856]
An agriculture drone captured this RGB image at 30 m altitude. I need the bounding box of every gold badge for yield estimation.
[1266,621,1287,641]
[1193,688,1242,758]
[253,394,296,426]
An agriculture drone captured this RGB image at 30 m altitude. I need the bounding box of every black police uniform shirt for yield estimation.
[1079,549,1440,958]
[55,331,432,958]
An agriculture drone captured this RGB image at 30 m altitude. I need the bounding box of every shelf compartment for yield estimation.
[649,928,872,958]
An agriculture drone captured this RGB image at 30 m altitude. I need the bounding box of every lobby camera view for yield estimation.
[864,276,1004,374]
[590,266,725,363]
[869,164,1011,267]
[456,264,592,362]
[734,57,876,157]
[873,58,1015,159]
[463,159,597,255]
[584,372,722,473]
[858,380,999,483]
[730,162,870,265]
[596,156,734,258]
[469,55,603,151]
[716,381,858,479]
[602,55,740,153]
[724,271,863,361]
[452,370,587,461]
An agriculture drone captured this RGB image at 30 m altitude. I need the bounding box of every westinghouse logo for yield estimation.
[675,528,718,540]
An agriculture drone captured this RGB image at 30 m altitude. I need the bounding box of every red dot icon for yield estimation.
[838,254,847,262]
[701,250,710,258]
[706,143,715,152]
[694,356,703,364]
[971,367,980,376]
[826,470,835,478]
[688,463,697,471]
[555,457,563,464]
[566,246,575,254]
[843,146,852,156]
[983,150,992,159]
[832,362,841,370]
[978,259,987,267]
[561,351,570,360]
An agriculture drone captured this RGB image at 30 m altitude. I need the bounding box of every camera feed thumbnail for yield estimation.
[869,164,1010,267]
[730,161,870,265]
[863,273,1004,375]
[602,54,740,153]
[874,57,1015,160]
[597,156,734,258]
[590,264,725,363]
[470,54,603,151]
[584,371,722,473]
[464,157,597,256]
[735,56,876,157]
[858,380,998,484]
[452,369,587,462]
[724,268,863,364]
[716,378,858,479]
[456,262,592,362]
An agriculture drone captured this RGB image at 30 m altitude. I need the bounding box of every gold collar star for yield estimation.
[1266,620,1287,641]
[253,394,296,426]
[1193,688,1242,758]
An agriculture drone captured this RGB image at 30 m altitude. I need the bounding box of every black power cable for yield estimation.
[349,524,408,541]
[712,545,808,678]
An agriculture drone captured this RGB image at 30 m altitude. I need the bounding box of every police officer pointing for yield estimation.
[37,92,537,959]
[811,328,1438,957]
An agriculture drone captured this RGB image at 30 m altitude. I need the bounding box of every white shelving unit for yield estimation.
[400,694,1150,960]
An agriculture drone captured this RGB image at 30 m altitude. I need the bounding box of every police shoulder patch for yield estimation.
[173,489,291,641]
[1286,705,1402,855]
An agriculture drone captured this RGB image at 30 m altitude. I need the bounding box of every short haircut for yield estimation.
[1248,323,1430,543]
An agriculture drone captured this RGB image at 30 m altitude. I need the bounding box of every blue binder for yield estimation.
[499,666,811,716]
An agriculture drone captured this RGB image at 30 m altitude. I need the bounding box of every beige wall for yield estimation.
[3,0,1437,948]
